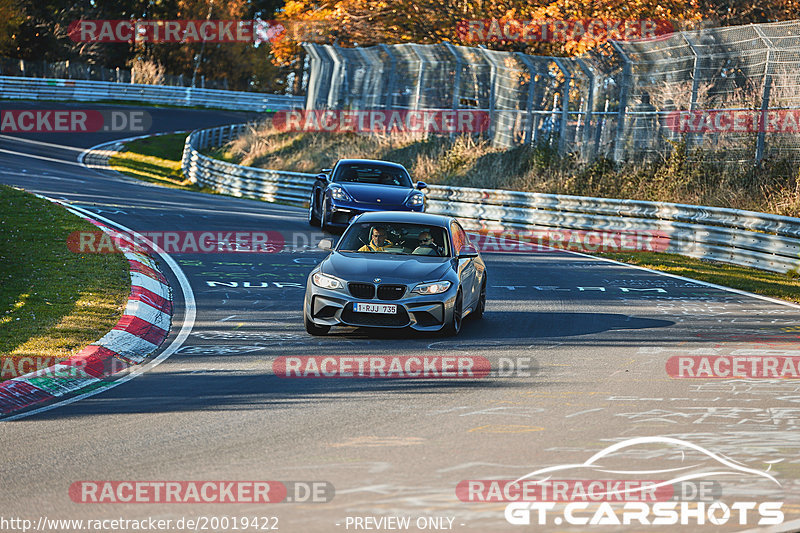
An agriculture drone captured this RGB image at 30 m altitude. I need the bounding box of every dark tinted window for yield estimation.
[333,163,412,187]
[337,222,450,256]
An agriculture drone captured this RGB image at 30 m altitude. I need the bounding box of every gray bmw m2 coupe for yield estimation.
[303,212,487,336]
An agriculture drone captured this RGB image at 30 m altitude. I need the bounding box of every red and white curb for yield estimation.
[0,197,174,417]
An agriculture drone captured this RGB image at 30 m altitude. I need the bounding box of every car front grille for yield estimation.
[377,284,405,300]
[341,304,410,327]
[348,282,375,299]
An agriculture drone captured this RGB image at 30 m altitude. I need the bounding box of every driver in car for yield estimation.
[413,230,441,255]
[358,226,393,252]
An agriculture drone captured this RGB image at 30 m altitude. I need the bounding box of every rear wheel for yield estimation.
[308,191,320,227]
[442,290,463,336]
[304,312,330,336]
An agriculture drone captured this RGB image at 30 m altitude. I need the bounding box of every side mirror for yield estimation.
[318,238,333,251]
[318,169,332,182]
[458,244,479,258]
[416,181,427,190]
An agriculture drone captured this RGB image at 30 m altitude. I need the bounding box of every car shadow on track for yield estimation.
[333,312,674,341]
[18,371,527,418]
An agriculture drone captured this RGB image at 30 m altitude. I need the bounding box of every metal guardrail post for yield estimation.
[610,41,631,162]
[443,42,463,141]
[553,58,571,155]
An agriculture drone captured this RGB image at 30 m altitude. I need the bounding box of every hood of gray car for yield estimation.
[321,251,453,284]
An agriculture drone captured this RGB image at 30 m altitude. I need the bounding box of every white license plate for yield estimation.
[354,302,397,314]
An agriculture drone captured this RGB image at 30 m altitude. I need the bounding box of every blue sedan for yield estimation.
[308,159,427,230]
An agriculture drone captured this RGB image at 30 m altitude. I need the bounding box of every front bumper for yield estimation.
[304,281,456,331]
[325,200,425,227]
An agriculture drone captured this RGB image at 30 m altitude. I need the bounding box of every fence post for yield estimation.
[684,33,701,156]
[409,44,427,111]
[515,53,538,146]
[478,47,498,142]
[755,74,772,164]
[379,44,397,109]
[575,58,595,161]
[754,25,774,165]
[443,42,463,140]
[610,41,631,162]
[301,43,323,110]
[553,58,571,155]
[328,44,346,108]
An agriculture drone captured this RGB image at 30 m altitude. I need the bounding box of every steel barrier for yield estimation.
[0,76,304,111]
[182,124,800,274]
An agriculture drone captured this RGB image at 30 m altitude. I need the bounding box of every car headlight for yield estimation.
[411,280,451,295]
[329,185,353,202]
[312,272,345,290]
[407,193,424,206]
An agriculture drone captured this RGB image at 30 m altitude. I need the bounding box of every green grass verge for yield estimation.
[0,185,130,372]
[107,133,198,191]
[596,252,800,304]
[113,133,800,305]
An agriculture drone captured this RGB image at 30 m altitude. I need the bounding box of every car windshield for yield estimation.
[337,222,450,257]
[333,163,412,187]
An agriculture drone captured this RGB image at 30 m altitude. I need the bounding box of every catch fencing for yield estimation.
[0,76,304,112]
[182,124,800,274]
[302,20,800,164]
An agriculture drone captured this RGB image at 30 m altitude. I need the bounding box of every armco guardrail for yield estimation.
[0,76,304,111]
[182,124,800,274]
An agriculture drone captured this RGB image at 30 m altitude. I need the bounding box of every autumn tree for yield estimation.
[271,0,799,62]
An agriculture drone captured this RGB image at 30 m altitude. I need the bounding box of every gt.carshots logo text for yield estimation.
[457,19,675,42]
[1,110,150,133]
[272,110,490,134]
[468,437,784,527]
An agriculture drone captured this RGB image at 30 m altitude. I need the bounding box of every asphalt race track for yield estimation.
[1,102,800,532]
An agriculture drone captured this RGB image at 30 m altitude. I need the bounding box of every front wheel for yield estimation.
[473,279,486,320]
[304,312,330,336]
[320,197,332,231]
[308,192,320,227]
[442,290,463,336]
